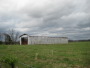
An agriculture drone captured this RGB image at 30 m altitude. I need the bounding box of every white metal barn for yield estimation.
[19,34,68,45]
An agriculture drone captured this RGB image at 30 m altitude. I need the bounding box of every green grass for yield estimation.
[0,42,90,68]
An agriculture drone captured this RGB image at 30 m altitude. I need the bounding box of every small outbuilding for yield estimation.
[19,34,68,45]
[0,33,11,44]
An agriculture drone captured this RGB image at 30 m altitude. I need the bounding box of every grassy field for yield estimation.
[0,42,90,68]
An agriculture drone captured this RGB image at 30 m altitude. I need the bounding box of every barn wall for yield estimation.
[0,34,6,42]
[20,37,21,45]
[28,36,68,44]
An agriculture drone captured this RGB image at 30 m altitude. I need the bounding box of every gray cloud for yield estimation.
[0,0,90,40]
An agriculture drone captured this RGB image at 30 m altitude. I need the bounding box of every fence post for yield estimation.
[51,50,54,56]
[0,63,2,68]
[35,53,38,60]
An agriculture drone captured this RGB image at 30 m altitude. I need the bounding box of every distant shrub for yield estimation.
[0,55,18,68]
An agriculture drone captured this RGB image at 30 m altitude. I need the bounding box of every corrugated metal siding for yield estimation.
[28,36,68,44]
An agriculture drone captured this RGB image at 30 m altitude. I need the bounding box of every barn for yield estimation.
[0,33,11,44]
[19,34,68,45]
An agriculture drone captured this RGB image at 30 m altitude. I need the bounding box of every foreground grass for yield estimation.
[0,42,90,68]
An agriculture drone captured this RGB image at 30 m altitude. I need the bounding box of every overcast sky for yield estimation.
[0,0,90,40]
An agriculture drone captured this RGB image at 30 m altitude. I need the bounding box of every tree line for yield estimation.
[0,29,20,45]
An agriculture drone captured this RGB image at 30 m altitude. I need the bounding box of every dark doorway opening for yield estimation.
[21,37,28,45]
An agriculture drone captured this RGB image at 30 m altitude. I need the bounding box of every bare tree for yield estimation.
[0,33,11,44]
[8,29,19,44]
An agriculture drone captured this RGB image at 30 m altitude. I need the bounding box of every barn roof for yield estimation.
[19,34,28,38]
[0,33,9,36]
[19,34,68,39]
